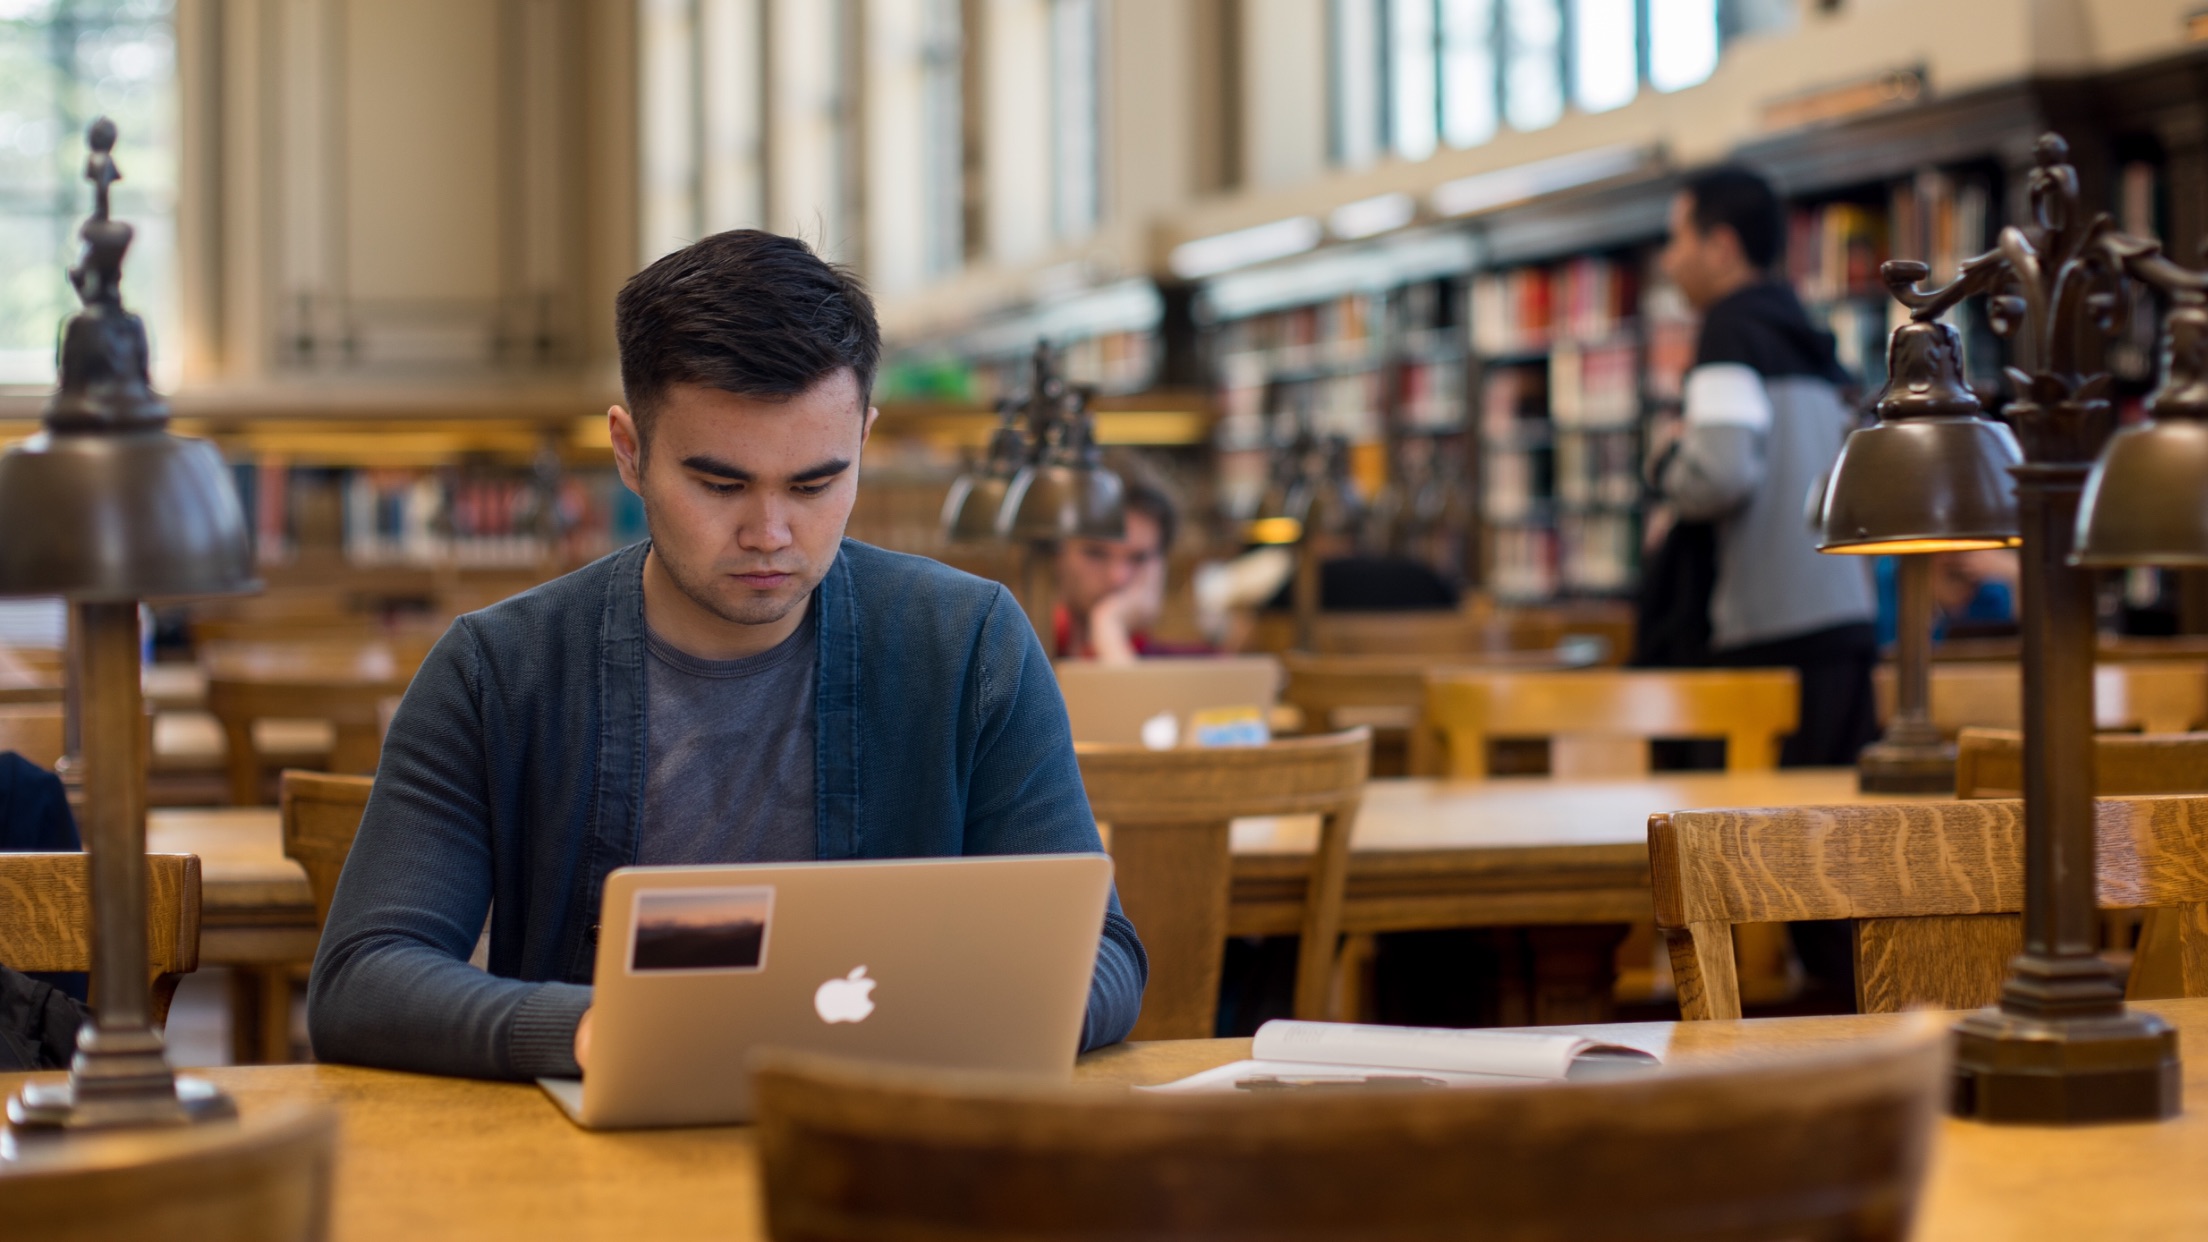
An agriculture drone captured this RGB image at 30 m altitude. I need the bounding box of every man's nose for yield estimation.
[735,495,794,552]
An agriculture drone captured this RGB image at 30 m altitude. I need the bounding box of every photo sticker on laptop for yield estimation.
[628,886,775,974]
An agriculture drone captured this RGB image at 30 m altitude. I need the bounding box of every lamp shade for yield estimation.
[2074,299,2208,566]
[1818,319,2022,554]
[0,118,255,602]
[997,459,1125,541]
[941,413,1027,542]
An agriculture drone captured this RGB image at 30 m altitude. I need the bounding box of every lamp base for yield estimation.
[6,1052,235,1135]
[1950,1005,2181,1124]
[1856,735,1958,794]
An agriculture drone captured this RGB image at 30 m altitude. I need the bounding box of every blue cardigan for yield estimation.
[307,539,1147,1080]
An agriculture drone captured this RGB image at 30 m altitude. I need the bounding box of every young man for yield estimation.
[1652,165,1879,765]
[308,231,1146,1080]
[1050,468,1196,661]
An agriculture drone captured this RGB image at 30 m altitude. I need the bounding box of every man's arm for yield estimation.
[1658,362,1771,521]
[960,586,1147,1049]
[305,620,590,1080]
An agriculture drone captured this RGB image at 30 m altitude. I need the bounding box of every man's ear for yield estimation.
[610,405,643,493]
[861,405,880,446]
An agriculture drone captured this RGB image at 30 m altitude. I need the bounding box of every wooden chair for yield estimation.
[0,703,65,770]
[0,1102,336,1242]
[755,1020,1946,1242]
[280,770,374,929]
[202,640,426,804]
[1424,668,1799,779]
[1876,661,2208,736]
[1075,730,1370,1040]
[0,853,201,1027]
[1650,796,2208,1019]
[1955,727,2208,1000]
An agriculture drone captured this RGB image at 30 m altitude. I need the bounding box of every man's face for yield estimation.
[1659,192,1727,311]
[611,371,875,632]
[1055,509,1162,618]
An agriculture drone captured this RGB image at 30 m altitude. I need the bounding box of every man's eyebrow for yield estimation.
[679,455,852,484]
[680,454,751,481]
[789,458,853,484]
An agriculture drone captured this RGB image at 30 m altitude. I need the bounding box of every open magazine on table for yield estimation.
[1141,1020,1663,1094]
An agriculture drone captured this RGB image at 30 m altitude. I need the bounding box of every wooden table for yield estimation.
[1231,769,1940,1021]
[149,808,315,1063]
[13,999,2205,1240]
[163,772,1939,1052]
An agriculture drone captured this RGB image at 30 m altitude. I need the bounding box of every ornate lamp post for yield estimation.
[940,343,1124,639]
[1821,134,2187,1123]
[2,122,259,1135]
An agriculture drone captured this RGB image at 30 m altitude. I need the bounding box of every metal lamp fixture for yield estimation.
[3,120,259,1136]
[2075,295,2208,565]
[940,399,1026,543]
[1249,431,1363,651]
[1821,133,2182,1124]
[1818,318,2024,792]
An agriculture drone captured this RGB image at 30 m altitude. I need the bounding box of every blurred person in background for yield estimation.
[1052,458,1209,661]
[1650,164,1879,766]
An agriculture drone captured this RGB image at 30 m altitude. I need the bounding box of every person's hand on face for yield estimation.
[608,371,878,661]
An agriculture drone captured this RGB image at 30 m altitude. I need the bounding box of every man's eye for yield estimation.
[794,482,833,497]
[701,479,741,495]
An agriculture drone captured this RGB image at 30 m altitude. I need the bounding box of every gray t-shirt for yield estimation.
[637,604,818,865]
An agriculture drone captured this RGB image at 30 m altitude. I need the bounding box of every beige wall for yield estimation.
[178,0,634,387]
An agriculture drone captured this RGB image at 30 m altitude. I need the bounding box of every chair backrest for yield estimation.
[279,771,375,930]
[756,1021,1945,1242]
[0,1101,336,1242]
[1425,668,1799,779]
[1878,661,2208,736]
[1283,653,1601,776]
[0,853,201,1027]
[1076,730,1370,1040]
[0,704,65,770]
[1649,796,2208,1020]
[1954,728,2208,799]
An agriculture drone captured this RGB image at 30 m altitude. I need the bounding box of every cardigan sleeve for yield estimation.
[305,619,591,1080]
[960,586,1149,1049]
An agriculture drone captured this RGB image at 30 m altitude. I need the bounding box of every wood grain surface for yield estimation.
[0,853,200,1026]
[1079,731,1369,1038]
[279,772,374,930]
[10,1001,2208,1240]
[1877,662,2208,736]
[1651,797,2208,1019]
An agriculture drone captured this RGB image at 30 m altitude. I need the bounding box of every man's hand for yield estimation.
[574,1007,593,1071]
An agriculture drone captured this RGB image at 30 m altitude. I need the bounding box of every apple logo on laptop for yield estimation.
[1140,710,1179,751]
[814,965,877,1024]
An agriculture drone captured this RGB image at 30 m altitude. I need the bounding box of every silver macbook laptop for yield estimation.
[538,853,1112,1129]
[1055,655,1281,748]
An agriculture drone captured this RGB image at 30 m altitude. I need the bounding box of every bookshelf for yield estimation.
[1469,252,1647,601]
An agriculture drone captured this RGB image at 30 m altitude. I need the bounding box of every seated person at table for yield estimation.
[1051,461,1208,661]
[307,231,1147,1081]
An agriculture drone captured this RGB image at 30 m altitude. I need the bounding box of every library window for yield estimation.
[1572,0,1638,114]
[1048,0,1100,240]
[1331,0,1738,168]
[1649,0,1719,93]
[918,0,963,275]
[0,0,177,386]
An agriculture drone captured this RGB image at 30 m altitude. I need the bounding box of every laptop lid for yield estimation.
[1055,656,1281,747]
[547,853,1112,1129]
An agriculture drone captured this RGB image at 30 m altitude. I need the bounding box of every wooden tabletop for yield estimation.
[163,771,1943,951]
[1229,769,1941,935]
[148,808,316,964]
[9,999,2202,1240]
[199,639,423,687]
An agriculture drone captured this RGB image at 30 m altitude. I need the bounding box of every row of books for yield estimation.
[974,329,1159,401]
[1485,513,1639,600]
[1468,256,1637,356]
[1554,430,1641,509]
[237,461,644,569]
[1212,294,1388,368]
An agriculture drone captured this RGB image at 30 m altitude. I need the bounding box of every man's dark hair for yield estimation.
[1681,165,1785,270]
[615,229,881,448]
[1110,453,1179,554]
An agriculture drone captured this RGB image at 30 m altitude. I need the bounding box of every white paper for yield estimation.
[1140,1022,1661,1095]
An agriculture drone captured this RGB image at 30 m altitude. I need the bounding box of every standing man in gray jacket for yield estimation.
[1652,165,1879,766]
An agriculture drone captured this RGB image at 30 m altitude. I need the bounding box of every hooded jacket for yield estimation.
[1656,281,1876,651]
